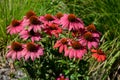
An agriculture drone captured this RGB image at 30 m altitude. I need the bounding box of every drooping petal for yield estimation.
[11,52,17,60]
[92,33,100,38]
[31,53,35,61]
[17,52,22,60]
[92,41,98,48]
[97,56,102,62]
[59,45,64,53]
[22,50,27,57]
[64,45,68,52]
[88,42,92,49]
[100,55,106,61]
[73,49,77,58]
[64,49,69,56]
[54,41,61,48]
[77,50,83,59]
[92,53,99,59]
[25,53,30,60]
[6,51,13,58]
[91,49,97,53]
[69,49,74,58]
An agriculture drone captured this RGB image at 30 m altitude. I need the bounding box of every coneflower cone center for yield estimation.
[60,77,65,80]
[11,19,20,27]
[71,41,82,49]
[27,42,38,52]
[45,14,54,21]
[68,14,77,22]
[56,12,63,19]
[87,24,96,32]
[49,24,58,30]
[11,42,23,51]
[30,16,41,25]
[61,38,68,44]
[29,29,38,36]
[97,49,104,55]
[84,32,93,41]
[26,10,36,19]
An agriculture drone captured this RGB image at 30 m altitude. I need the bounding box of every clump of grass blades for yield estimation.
[88,31,120,80]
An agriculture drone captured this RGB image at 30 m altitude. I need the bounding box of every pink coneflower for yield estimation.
[39,14,56,25]
[54,12,64,24]
[65,40,87,59]
[22,42,44,61]
[79,31,99,49]
[19,29,41,42]
[91,49,106,62]
[56,12,64,19]
[7,19,24,35]
[27,16,43,32]
[56,74,69,80]
[22,11,43,32]
[22,10,37,27]
[6,42,24,60]
[86,24,101,38]
[25,10,36,19]
[71,28,85,37]
[54,38,69,53]
[60,14,84,31]
[44,23,62,37]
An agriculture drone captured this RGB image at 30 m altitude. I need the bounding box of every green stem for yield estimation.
[88,60,97,75]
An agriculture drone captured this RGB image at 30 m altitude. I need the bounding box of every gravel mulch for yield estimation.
[0,54,27,80]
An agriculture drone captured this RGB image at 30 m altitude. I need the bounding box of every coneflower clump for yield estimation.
[6,10,106,79]
[6,10,105,61]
